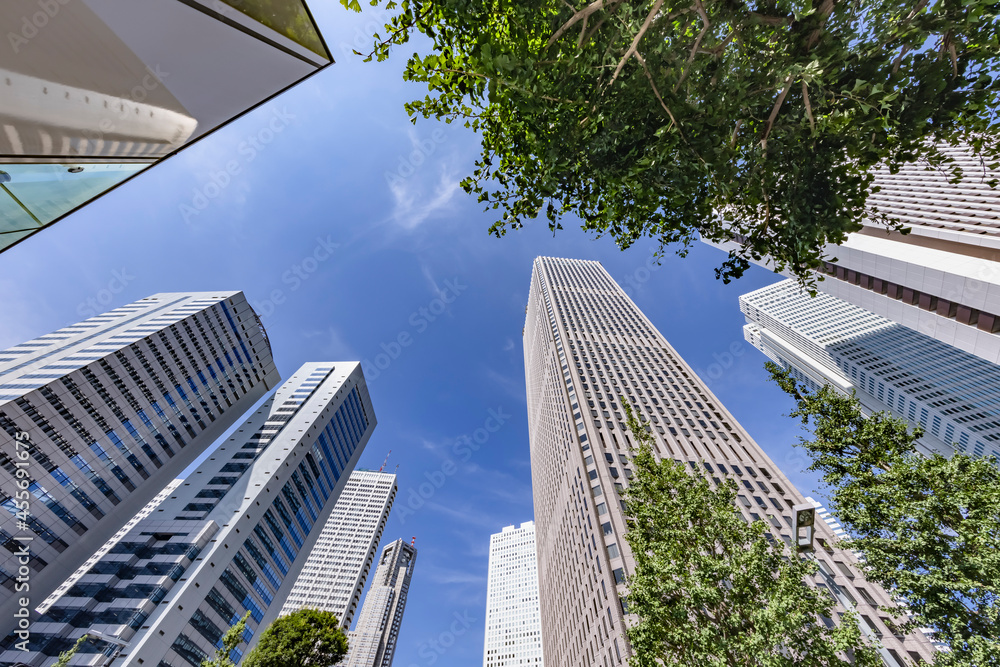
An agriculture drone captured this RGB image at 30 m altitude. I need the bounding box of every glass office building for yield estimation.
[0,362,375,666]
[0,291,279,640]
[280,470,397,629]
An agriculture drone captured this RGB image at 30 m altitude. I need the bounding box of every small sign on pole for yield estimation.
[792,503,816,553]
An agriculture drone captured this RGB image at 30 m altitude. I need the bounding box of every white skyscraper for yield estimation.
[483,522,543,667]
[741,279,1000,461]
[0,291,278,637]
[344,538,417,667]
[281,470,397,628]
[1,362,375,666]
[524,257,936,667]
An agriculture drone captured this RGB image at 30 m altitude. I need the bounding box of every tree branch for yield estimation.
[749,11,793,25]
[802,80,815,134]
[547,0,609,48]
[635,52,683,139]
[673,0,711,93]
[577,14,590,49]
[891,45,910,75]
[761,74,794,150]
[806,0,838,50]
[701,29,736,56]
[608,0,666,88]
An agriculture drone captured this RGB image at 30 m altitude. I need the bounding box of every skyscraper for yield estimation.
[483,522,543,667]
[343,538,417,667]
[740,279,1000,461]
[35,477,184,616]
[705,146,1000,364]
[0,291,278,638]
[0,362,375,666]
[523,257,936,667]
[281,470,397,628]
[0,0,331,253]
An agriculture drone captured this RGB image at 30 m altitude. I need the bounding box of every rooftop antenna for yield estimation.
[378,450,392,472]
[394,464,399,474]
[411,536,416,547]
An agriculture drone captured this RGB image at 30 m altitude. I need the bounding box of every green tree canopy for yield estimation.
[620,402,881,666]
[344,0,999,284]
[243,608,349,667]
[202,612,249,667]
[768,362,1000,665]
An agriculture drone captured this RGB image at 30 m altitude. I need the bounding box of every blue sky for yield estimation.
[0,4,834,665]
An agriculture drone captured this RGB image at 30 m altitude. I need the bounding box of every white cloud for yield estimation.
[388,164,461,230]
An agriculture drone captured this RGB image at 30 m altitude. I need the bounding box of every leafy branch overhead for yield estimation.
[343,0,999,283]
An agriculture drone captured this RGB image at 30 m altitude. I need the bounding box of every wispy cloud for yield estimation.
[389,165,461,230]
[423,564,487,586]
[425,501,511,529]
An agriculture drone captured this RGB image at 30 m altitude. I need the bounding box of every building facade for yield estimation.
[523,257,936,667]
[741,279,1000,461]
[483,522,543,667]
[36,478,184,616]
[0,291,279,638]
[281,470,397,628]
[343,538,417,667]
[0,0,332,253]
[706,145,1000,364]
[0,362,375,666]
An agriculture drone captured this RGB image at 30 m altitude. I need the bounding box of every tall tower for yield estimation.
[0,291,278,637]
[483,522,544,667]
[523,257,936,667]
[35,477,184,616]
[740,279,1000,461]
[281,470,397,628]
[344,538,417,667]
[0,362,375,666]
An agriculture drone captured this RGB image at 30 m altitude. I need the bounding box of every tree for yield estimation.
[768,362,1000,665]
[243,608,349,667]
[620,402,880,666]
[54,634,88,667]
[202,612,250,667]
[342,0,998,284]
